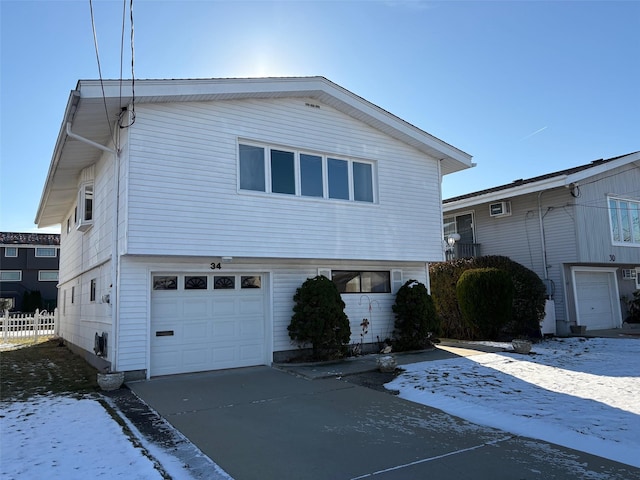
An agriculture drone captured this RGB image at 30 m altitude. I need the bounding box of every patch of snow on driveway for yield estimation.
[386,337,640,468]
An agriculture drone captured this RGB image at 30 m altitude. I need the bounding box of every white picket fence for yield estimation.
[2,309,57,342]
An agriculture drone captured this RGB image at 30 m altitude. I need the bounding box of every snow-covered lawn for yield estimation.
[386,337,640,468]
[0,395,231,480]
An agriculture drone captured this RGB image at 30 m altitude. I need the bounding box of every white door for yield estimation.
[574,270,620,330]
[150,273,266,376]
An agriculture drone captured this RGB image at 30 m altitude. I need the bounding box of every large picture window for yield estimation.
[239,142,375,203]
[609,197,640,246]
[332,271,391,294]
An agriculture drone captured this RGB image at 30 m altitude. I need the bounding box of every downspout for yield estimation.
[537,191,549,283]
[66,123,117,155]
[65,120,119,370]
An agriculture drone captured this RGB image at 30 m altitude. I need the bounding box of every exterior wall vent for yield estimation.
[489,201,512,217]
[94,332,108,357]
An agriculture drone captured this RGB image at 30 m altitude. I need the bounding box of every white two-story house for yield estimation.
[443,152,640,336]
[36,77,473,379]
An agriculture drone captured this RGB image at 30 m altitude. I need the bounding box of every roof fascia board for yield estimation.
[35,90,81,227]
[76,77,473,169]
[566,151,640,184]
[443,176,567,212]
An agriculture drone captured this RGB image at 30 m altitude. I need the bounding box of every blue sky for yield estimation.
[1,0,638,233]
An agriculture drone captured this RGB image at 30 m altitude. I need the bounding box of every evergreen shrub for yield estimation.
[392,279,439,351]
[430,256,546,339]
[456,268,514,339]
[288,275,351,360]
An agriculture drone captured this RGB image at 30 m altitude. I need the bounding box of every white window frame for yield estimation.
[77,181,94,232]
[238,141,377,203]
[0,271,22,282]
[4,247,17,257]
[35,247,57,257]
[608,196,640,247]
[38,271,59,282]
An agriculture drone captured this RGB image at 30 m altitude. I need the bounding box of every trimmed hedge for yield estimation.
[456,268,514,339]
[288,275,351,360]
[430,256,546,340]
[392,279,439,351]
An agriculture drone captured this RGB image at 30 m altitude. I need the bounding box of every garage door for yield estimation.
[150,273,266,376]
[574,270,620,330]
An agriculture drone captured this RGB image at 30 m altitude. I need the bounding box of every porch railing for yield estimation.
[446,243,481,260]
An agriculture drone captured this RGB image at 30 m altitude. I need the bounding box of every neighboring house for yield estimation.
[35,77,473,378]
[443,151,640,335]
[0,232,60,311]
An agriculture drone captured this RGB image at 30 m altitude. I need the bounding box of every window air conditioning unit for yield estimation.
[489,201,512,217]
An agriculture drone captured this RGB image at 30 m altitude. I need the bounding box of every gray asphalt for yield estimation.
[128,363,640,480]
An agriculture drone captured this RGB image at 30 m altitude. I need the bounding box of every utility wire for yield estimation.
[89,0,117,147]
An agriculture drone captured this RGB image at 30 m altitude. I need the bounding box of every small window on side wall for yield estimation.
[77,182,94,232]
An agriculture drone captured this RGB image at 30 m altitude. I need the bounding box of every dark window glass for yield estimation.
[214,276,235,289]
[241,276,261,289]
[185,276,207,290]
[353,162,373,202]
[239,144,265,191]
[90,279,96,301]
[153,276,178,290]
[328,158,349,200]
[84,185,93,221]
[300,154,323,197]
[332,271,390,293]
[271,149,295,194]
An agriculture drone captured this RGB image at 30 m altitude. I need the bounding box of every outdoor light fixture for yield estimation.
[221,256,233,263]
[447,233,461,247]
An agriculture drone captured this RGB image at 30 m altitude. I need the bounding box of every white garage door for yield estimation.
[574,270,620,330]
[150,273,266,376]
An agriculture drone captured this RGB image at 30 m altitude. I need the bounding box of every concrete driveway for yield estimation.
[128,366,639,480]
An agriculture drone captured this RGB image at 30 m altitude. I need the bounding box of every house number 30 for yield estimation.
[210,262,222,270]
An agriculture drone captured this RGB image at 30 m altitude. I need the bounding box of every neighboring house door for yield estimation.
[572,268,622,330]
[150,273,267,376]
[444,212,477,258]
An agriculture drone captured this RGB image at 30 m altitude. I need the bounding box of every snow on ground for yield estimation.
[386,337,640,468]
[0,395,231,480]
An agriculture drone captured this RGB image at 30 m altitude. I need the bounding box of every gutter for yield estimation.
[66,123,117,155]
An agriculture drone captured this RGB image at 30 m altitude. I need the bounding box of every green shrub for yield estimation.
[22,290,43,313]
[456,268,514,339]
[288,275,351,360]
[626,291,640,324]
[392,279,439,351]
[430,256,546,339]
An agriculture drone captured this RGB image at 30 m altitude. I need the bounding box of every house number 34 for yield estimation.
[210,262,222,270]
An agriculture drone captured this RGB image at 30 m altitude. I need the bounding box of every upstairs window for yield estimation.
[4,247,17,257]
[0,271,22,282]
[77,182,94,232]
[609,197,640,246]
[35,247,57,257]
[239,142,376,203]
[38,271,59,281]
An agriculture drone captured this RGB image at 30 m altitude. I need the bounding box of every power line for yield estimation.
[88,0,116,147]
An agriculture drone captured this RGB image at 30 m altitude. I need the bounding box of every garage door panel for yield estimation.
[240,297,264,314]
[574,270,619,330]
[150,273,267,376]
[153,299,179,318]
[182,321,210,340]
[183,348,209,369]
[183,299,209,316]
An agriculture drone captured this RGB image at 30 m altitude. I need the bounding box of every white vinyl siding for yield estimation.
[125,98,443,262]
[116,257,426,373]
